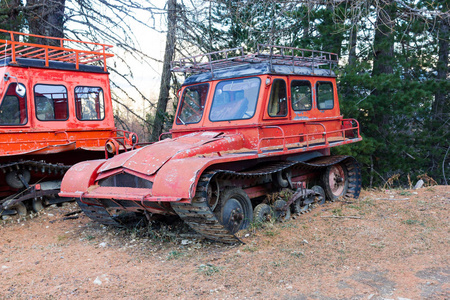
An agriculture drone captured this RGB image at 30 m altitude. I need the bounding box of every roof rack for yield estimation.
[0,29,114,72]
[171,44,338,77]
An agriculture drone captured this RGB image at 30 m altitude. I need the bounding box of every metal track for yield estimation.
[76,199,124,227]
[1,160,72,215]
[75,155,362,243]
[172,155,362,244]
[171,172,242,243]
[0,160,70,175]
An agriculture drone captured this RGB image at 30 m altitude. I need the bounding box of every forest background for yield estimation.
[0,0,449,188]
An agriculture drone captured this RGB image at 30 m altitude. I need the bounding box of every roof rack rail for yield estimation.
[0,29,114,72]
[171,44,338,77]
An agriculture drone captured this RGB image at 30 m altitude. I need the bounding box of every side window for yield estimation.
[0,83,27,125]
[176,83,209,125]
[34,84,68,121]
[316,81,334,110]
[268,79,287,117]
[291,80,312,111]
[75,86,105,120]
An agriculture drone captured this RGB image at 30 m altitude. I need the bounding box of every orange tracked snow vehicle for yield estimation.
[0,30,137,216]
[60,45,362,243]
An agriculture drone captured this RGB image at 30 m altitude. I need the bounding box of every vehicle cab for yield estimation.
[171,45,360,154]
[0,29,136,160]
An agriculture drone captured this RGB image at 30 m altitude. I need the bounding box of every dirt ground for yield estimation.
[0,186,449,299]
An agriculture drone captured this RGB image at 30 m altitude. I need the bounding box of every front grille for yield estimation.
[99,172,153,189]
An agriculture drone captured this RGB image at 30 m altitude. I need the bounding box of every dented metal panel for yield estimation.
[98,131,229,176]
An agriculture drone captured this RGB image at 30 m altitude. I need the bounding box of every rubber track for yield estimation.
[76,199,124,227]
[172,155,362,244]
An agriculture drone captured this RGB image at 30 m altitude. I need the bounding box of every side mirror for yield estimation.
[15,83,26,98]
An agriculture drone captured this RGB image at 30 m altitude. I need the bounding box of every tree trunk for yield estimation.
[348,22,357,66]
[433,17,449,122]
[372,1,396,76]
[26,0,65,46]
[151,0,177,142]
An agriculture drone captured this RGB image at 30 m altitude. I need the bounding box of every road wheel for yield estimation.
[273,199,291,222]
[218,188,253,234]
[322,163,348,201]
[5,170,31,189]
[253,203,273,224]
[32,198,45,212]
[311,185,326,204]
[11,202,27,216]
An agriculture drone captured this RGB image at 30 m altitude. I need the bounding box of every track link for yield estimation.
[171,172,241,244]
[76,199,124,227]
[342,157,362,199]
[0,160,70,175]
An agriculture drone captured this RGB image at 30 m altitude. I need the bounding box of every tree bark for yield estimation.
[151,0,177,142]
[348,22,357,66]
[433,17,449,122]
[372,1,396,76]
[26,0,65,46]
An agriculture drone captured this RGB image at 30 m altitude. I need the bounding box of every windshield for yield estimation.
[176,83,209,125]
[209,77,260,122]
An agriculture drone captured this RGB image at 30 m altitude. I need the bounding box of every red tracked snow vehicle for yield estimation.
[0,30,137,216]
[60,45,362,243]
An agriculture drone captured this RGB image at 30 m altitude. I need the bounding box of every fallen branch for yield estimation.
[64,210,82,217]
[321,215,362,219]
[374,198,410,201]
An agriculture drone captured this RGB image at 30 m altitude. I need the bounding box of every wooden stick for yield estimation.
[321,215,362,219]
[373,198,410,201]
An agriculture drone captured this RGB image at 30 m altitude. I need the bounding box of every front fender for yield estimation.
[152,157,212,199]
[59,159,106,197]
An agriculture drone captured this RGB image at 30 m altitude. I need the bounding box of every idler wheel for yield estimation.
[322,163,348,201]
[218,188,253,234]
[253,203,273,224]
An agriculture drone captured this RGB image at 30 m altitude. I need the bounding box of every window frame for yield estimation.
[74,86,106,121]
[34,83,69,122]
[316,81,335,111]
[290,80,313,112]
[209,77,261,122]
[0,82,28,126]
[267,78,288,118]
[175,83,210,125]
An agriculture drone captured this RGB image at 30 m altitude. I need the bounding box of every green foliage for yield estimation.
[0,0,24,34]
[181,1,450,187]
[196,263,222,276]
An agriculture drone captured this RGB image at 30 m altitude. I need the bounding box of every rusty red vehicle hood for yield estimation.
[97,131,245,176]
